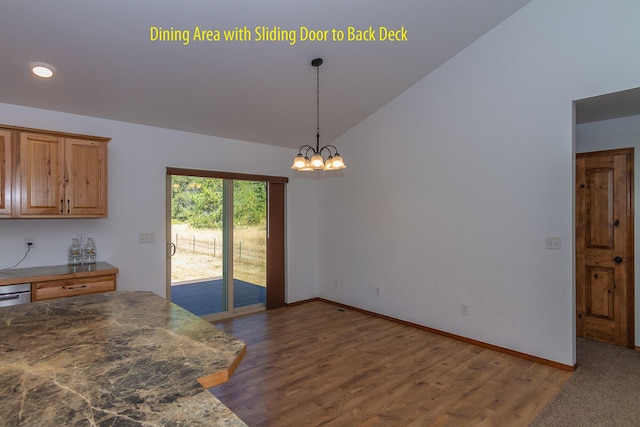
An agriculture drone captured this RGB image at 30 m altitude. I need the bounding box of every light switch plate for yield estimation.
[545,236,561,250]
[139,232,156,243]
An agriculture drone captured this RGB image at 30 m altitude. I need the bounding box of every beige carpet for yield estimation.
[530,338,640,426]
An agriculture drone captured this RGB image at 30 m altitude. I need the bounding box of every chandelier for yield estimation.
[291,58,346,171]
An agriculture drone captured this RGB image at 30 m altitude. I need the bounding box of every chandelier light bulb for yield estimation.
[291,154,307,169]
[310,153,325,169]
[331,154,345,169]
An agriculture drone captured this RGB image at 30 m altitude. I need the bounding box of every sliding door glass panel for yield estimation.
[170,176,229,316]
[233,180,267,309]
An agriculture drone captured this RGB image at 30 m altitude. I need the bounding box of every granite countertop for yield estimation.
[0,262,120,286]
[0,291,247,426]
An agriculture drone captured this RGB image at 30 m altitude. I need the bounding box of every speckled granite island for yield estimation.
[0,291,247,426]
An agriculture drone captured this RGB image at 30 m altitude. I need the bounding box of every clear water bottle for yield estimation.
[82,237,97,264]
[67,238,82,265]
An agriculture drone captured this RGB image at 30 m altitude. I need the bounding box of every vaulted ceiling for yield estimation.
[1,1,533,148]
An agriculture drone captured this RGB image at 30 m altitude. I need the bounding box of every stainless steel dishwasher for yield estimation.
[0,283,31,307]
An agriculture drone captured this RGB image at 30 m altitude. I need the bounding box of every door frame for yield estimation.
[165,167,288,318]
[575,148,635,348]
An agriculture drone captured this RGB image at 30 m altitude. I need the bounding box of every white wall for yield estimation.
[0,103,319,303]
[576,114,640,344]
[317,0,640,365]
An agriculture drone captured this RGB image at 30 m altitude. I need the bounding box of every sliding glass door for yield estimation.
[232,180,267,310]
[167,173,267,319]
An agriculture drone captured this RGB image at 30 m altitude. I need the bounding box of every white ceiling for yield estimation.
[1,0,533,149]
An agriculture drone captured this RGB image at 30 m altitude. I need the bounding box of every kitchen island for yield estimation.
[0,291,247,426]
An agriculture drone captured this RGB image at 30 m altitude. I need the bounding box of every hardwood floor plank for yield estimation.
[211,301,570,426]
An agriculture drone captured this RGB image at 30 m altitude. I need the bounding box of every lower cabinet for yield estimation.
[0,262,119,303]
[33,274,117,301]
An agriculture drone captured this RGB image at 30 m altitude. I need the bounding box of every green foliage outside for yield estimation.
[171,176,266,229]
[232,180,267,227]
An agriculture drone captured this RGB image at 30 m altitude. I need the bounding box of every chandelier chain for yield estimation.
[316,64,320,134]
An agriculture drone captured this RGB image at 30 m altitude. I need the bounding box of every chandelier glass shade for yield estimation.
[291,58,346,171]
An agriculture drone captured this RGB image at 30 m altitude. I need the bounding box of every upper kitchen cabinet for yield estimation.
[18,132,108,217]
[0,129,11,216]
[64,138,108,216]
[18,132,64,216]
[0,125,110,219]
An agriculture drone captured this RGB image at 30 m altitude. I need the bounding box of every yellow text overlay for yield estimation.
[149,26,408,46]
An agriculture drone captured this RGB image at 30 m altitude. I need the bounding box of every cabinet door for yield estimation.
[19,133,65,215]
[0,129,11,215]
[65,138,107,216]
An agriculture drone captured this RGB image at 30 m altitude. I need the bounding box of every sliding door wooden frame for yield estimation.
[166,167,288,184]
[267,182,286,309]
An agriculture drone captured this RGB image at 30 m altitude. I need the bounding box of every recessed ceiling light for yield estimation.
[29,62,56,79]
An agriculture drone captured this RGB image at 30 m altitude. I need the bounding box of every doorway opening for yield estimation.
[575,88,640,350]
[166,168,287,320]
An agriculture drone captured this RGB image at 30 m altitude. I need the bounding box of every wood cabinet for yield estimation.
[33,274,116,302]
[66,138,108,216]
[0,262,118,302]
[19,133,108,217]
[0,125,109,218]
[18,132,64,216]
[0,129,11,216]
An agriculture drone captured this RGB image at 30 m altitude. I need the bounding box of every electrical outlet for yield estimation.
[333,279,338,287]
[24,236,35,249]
[461,303,469,316]
[375,286,381,296]
[77,234,86,246]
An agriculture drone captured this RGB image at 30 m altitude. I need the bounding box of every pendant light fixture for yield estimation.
[291,58,346,171]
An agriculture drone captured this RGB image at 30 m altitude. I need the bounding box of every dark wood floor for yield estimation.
[212,301,570,426]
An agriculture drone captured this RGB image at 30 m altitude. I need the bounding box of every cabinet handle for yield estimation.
[67,199,70,214]
[60,199,64,214]
[65,285,87,291]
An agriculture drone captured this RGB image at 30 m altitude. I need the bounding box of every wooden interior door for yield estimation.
[576,148,634,347]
